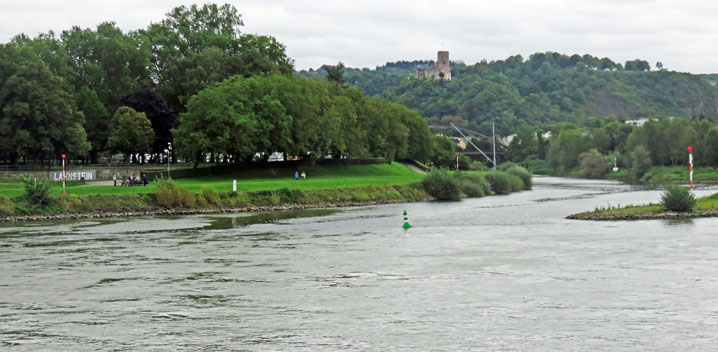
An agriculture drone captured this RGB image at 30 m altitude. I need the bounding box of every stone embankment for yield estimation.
[0,199,422,223]
[567,209,718,221]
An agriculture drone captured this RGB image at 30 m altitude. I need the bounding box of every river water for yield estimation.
[1,177,717,351]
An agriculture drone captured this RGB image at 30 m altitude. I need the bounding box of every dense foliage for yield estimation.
[173,74,434,165]
[661,185,696,212]
[299,53,718,137]
[0,3,292,165]
[421,169,461,201]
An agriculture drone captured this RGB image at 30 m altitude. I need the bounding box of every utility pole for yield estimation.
[492,122,496,171]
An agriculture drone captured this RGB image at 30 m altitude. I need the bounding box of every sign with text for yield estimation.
[50,170,96,181]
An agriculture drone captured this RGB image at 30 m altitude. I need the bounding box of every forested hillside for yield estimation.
[298,53,718,136]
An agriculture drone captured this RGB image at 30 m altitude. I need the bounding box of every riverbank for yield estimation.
[1,199,424,223]
[0,164,535,222]
[0,182,432,223]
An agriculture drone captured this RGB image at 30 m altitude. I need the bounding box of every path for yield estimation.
[402,162,427,174]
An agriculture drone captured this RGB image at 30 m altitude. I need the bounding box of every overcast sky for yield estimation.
[1,0,717,73]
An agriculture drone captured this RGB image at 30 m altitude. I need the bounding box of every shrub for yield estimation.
[421,169,461,201]
[0,195,15,216]
[58,194,81,213]
[154,178,192,208]
[507,166,532,189]
[525,159,552,175]
[460,173,491,197]
[469,162,489,172]
[497,162,518,172]
[506,174,525,192]
[484,172,511,195]
[661,185,696,212]
[17,174,54,206]
[201,187,220,205]
[460,181,484,198]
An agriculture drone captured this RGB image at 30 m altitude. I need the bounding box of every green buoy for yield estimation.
[402,210,412,229]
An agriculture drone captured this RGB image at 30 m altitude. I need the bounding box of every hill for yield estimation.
[297,53,718,136]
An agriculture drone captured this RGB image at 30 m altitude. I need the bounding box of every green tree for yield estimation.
[579,149,606,178]
[326,62,345,85]
[506,125,537,162]
[141,3,292,113]
[629,145,652,181]
[106,106,154,163]
[0,61,89,165]
[173,75,292,165]
[61,22,150,111]
[77,87,110,163]
[431,136,456,169]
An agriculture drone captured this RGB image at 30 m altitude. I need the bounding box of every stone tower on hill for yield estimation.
[414,51,452,81]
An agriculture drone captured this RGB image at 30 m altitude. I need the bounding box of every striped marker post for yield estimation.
[688,146,693,190]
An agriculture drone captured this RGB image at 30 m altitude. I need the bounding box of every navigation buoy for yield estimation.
[402,210,412,229]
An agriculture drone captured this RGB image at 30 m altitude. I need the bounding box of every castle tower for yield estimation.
[436,51,452,81]
[413,50,452,81]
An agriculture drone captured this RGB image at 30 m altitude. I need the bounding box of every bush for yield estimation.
[201,187,220,205]
[484,172,511,195]
[17,174,54,206]
[421,169,461,201]
[507,166,532,190]
[469,162,489,171]
[525,159,552,175]
[506,174,525,192]
[661,185,696,212]
[58,194,82,213]
[460,173,491,197]
[497,162,518,172]
[0,195,15,216]
[154,178,192,208]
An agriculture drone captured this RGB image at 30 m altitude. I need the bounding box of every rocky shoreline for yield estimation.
[0,199,427,223]
[567,209,718,221]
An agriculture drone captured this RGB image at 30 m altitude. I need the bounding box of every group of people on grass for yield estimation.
[294,171,306,181]
[113,173,148,187]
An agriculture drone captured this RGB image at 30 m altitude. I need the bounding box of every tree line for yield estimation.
[298,52,718,137]
[0,3,292,166]
[174,74,435,166]
[505,117,718,179]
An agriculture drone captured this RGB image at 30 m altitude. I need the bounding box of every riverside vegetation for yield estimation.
[567,185,718,221]
[0,164,531,221]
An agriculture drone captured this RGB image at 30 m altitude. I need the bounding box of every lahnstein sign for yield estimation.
[50,170,96,181]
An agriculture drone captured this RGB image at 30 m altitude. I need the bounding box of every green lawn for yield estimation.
[0,163,424,198]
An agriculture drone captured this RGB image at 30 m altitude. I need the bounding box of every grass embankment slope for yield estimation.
[0,163,430,219]
[568,193,718,220]
[0,163,423,199]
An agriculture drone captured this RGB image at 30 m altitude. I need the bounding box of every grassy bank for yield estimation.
[568,193,718,220]
[1,163,532,221]
[0,163,423,199]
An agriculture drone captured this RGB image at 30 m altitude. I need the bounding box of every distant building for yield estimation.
[625,118,665,127]
[415,51,452,81]
[625,118,649,127]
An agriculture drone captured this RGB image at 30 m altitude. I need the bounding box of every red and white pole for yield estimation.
[456,152,460,172]
[687,146,693,190]
[61,154,67,195]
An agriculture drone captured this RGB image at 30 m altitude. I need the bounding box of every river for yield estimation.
[1,177,717,351]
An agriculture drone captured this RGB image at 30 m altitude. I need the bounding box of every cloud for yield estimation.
[1,0,717,73]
